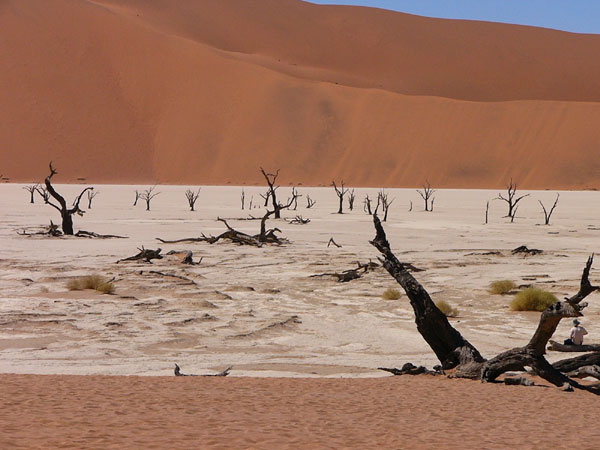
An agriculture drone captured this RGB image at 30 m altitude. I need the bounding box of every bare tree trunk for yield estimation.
[539,193,560,225]
[497,178,529,218]
[24,184,39,203]
[370,215,484,369]
[332,180,349,214]
[260,168,281,218]
[40,162,93,235]
[370,214,600,392]
[416,181,435,212]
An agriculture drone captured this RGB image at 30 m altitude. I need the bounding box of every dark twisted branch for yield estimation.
[370,214,599,393]
[370,214,484,369]
[40,162,93,235]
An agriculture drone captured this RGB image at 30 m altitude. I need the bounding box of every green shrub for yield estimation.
[382,288,402,300]
[510,288,557,311]
[488,280,517,295]
[436,300,459,317]
[67,275,114,295]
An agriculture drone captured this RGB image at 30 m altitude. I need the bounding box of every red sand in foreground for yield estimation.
[1,374,599,449]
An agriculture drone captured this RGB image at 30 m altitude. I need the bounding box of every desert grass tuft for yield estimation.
[510,288,557,311]
[67,275,114,294]
[435,300,459,317]
[382,288,402,300]
[488,280,517,295]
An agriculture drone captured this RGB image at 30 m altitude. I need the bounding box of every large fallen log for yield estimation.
[548,340,600,352]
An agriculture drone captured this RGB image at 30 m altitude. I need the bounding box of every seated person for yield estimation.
[564,319,588,345]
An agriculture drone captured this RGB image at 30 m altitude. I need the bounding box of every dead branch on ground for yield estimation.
[311,260,379,283]
[117,247,163,264]
[327,237,342,248]
[174,364,231,377]
[512,245,543,256]
[286,215,310,225]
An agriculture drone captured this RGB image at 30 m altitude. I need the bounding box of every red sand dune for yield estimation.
[1,374,599,449]
[2,0,600,188]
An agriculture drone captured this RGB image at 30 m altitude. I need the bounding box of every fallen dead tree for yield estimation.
[370,214,600,394]
[18,222,127,239]
[174,364,231,377]
[548,340,600,352]
[156,193,298,247]
[311,260,379,282]
[512,245,543,256]
[117,247,163,264]
[286,215,310,225]
[379,362,444,376]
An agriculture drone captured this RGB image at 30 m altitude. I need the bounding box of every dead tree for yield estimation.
[332,180,349,214]
[36,187,50,203]
[140,186,160,211]
[133,190,140,206]
[258,191,298,242]
[241,189,245,210]
[117,247,163,263]
[306,195,316,209]
[370,214,600,393]
[87,190,98,209]
[363,195,373,215]
[496,178,529,218]
[185,188,201,211]
[539,193,560,225]
[409,201,413,212]
[289,187,301,211]
[416,181,435,212]
[510,206,518,223]
[378,189,394,222]
[485,200,490,224]
[38,162,93,235]
[348,189,356,211]
[259,190,270,207]
[260,167,282,218]
[23,184,39,203]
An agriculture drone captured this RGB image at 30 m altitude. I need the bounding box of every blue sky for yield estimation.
[309,1,600,34]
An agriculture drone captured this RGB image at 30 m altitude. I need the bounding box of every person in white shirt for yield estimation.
[564,319,588,346]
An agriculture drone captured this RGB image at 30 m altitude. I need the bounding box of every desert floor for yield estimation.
[2,184,599,376]
[1,184,599,447]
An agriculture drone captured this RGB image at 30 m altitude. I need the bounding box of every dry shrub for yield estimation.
[67,275,114,294]
[488,280,517,295]
[382,288,401,300]
[510,288,557,311]
[436,300,459,317]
